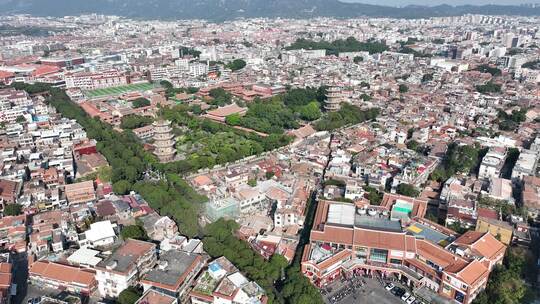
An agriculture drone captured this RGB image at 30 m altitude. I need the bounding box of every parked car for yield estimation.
[406,296,416,304]
[392,287,405,297]
[401,292,411,301]
[385,283,395,291]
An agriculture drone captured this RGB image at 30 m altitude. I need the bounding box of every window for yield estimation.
[454,290,465,303]
[390,259,402,265]
[369,248,388,263]
[442,283,452,295]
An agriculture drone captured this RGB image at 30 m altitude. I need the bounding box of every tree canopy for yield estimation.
[430,143,485,182]
[120,225,148,240]
[497,108,527,131]
[314,104,379,131]
[399,84,409,93]
[132,97,151,108]
[120,115,153,130]
[473,64,502,76]
[286,37,388,55]
[208,88,233,106]
[226,59,247,71]
[298,101,322,121]
[3,204,22,216]
[476,81,501,94]
[237,99,299,134]
[472,247,535,304]
[396,183,419,197]
[118,286,142,304]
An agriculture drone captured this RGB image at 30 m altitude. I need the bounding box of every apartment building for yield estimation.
[478,147,506,180]
[140,250,206,298]
[95,239,157,298]
[65,70,128,90]
[511,149,539,181]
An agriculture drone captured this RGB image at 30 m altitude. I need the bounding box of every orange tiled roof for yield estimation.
[29,261,96,287]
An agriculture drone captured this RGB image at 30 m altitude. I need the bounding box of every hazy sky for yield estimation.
[342,0,539,6]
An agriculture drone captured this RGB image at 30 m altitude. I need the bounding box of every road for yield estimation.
[11,252,28,304]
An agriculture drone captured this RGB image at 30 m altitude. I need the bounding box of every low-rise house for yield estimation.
[0,179,21,206]
[160,235,204,254]
[190,257,267,304]
[0,253,12,304]
[522,176,540,218]
[135,289,178,304]
[67,248,103,268]
[0,214,27,252]
[139,213,178,241]
[475,217,513,245]
[81,220,117,248]
[28,261,97,295]
[487,177,514,204]
[64,181,95,205]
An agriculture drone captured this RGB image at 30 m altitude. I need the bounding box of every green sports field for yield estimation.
[85,82,155,98]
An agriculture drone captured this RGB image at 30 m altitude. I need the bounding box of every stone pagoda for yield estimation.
[152,120,176,163]
[324,85,343,112]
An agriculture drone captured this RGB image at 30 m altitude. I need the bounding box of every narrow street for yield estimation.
[11,252,28,304]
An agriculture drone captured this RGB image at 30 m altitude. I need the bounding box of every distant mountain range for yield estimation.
[0,0,539,21]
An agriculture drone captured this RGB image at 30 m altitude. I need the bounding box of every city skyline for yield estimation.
[344,0,539,6]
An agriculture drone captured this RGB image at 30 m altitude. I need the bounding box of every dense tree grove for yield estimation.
[223,87,329,133]
[364,186,383,205]
[476,81,502,94]
[473,64,502,76]
[298,101,322,121]
[314,104,379,131]
[422,73,434,83]
[398,46,432,58]
[133,174,207,237]
[225,58,247,71]
[239,99,299,134]
[3,204,22,216]
[497,108,527,131]
[120,115,153,130]
[132,97,150,108]
[117,286,142,304]
[120,224,148,240]
[399,84,409,93]
[473,247,535,304]
[430,143,485,182]
[178,46,201,58]
[160,80,198,98]
[286,37,388,55]
[521,59,540,70]
[208,87,233,106]
[396,183,419,197]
